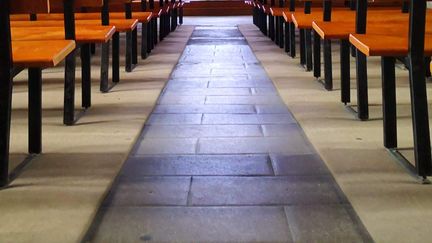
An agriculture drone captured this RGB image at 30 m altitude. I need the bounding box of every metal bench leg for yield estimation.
[305,29,312,71]
[179,6,183,25]
[153,18,158,45]
[112,32,120,83]
[126,31,134,72]
[132,28,138,65]
[147,21,153,52]
[340,39,350,103]
[324,39,333,91]
[299,29,306,66]
[355,49,369,120]
[381,56,397,149]
[28,68,42,154]
[289,22,295,58]
[0,59,13,187]
[80,44,91,108]
[284,21,290,53]
[63,51,76,126]
[100,41,110,92]
[142,23,149,59]
[275,16,279,44]
[313,31,321,78]
[278,17,284,48]
[159,15,164,41]
[269,15,275,40]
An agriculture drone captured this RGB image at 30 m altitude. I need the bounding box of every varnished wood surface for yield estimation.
[12,40,76,68]
[11,19,138,32]
[10,0,50,14]
[349,34,432,56]
[11,26,116,43]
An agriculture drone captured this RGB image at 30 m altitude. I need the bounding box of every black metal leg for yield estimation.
[100,41,110,92]
[275,16,279,45]
[289,22,296,58]
[408,54,432,177]
[355,50,369,120]
[324,39,333,90]
[28,68,42,154]
[340,39,350,103]
[381,56,397,149]
[126,31,133,72]
[425,56,431,78]
[80,44,91,108]
[305,29,312,71]
[153,18,158,45]
[132,28,138,65]
[299,29,306,66]
[63,51,76,126]
[142,22,149,59]
[179,6,183,25]
[262,12,267,36]
[278,17,284,48]
[0,62,13,187]
[159,15,164,41]
[284,21,290,53]
[313,31,321,78]
[269,15,275,41]
[112,32,120,83]
[90,43,96,55]
[147,21,153,52]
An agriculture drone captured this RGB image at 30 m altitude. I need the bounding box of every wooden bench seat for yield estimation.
[270,7,285,17]
[11,26,116,43]
[12,40,76,68]
[11,19,138,32]
[350,33,432,56]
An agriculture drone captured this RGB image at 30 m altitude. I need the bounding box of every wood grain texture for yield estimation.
[12,40,75,67]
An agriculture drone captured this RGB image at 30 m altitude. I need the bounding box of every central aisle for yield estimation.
[84,26,372,242]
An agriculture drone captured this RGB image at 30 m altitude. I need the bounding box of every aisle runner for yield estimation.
[84,26,372,243]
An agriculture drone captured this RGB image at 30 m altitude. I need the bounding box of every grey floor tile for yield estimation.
[121,155,273,176]
[135,138,197,155]
[284,205,366,243]
[104,177,191,206]
[91,206,293,243]
[251,87,278,95]
[271,154,330,176]
[143,124,263,138]
[262,124,304,137]
[164,87,251,96]
[202,114,296,125]
[147,114,202,125]
[190,176,344,205]
[209,80,273,88]
[153,104,256,114]
[256,104,290,114]
[206,96,283,105]
[165,81,209,88]
[198,137,315,154]
[158,95,206,105]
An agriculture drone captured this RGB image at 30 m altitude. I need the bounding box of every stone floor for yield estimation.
[83,26,373,242]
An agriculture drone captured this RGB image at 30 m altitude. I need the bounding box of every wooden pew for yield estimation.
[0,0,76,187]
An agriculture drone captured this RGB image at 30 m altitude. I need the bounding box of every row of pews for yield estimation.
[248,0,432,182]
[0,0,185,187]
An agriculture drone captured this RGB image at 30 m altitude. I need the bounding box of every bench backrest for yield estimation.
[10,0,50,14]
[50,0,104,11]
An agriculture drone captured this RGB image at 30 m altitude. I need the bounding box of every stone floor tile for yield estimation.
[261,124,303,137]
[104,177,191,206]
[158,95,206,105]
[152,104,256,114]
[90,206,293,243]
[121,155,273,176]
[164,87,251,96]
[258,114,296,124]
[255,104,291,114]
[147,114,202,125]
[208,80,273,88]
[202,114,260,124]
[205,96,282,105]
[143,124,263,138]
[271,154,330,176]
[165,81,209,88]
[135,138,197,155]
[251,87,278,95]
[198,137,314,154]
[190,176,343,205]
[284,205,367,243]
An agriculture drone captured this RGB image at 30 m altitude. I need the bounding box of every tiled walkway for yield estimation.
[84,26,372,242]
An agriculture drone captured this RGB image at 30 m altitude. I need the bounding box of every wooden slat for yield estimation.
[49,0,104,10]
[10,0,50,14]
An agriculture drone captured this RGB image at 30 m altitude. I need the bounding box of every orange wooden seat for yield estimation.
[12,40,76,68]
[350,33,432,56]
[270,7,285,17]
[11,26,116,44]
